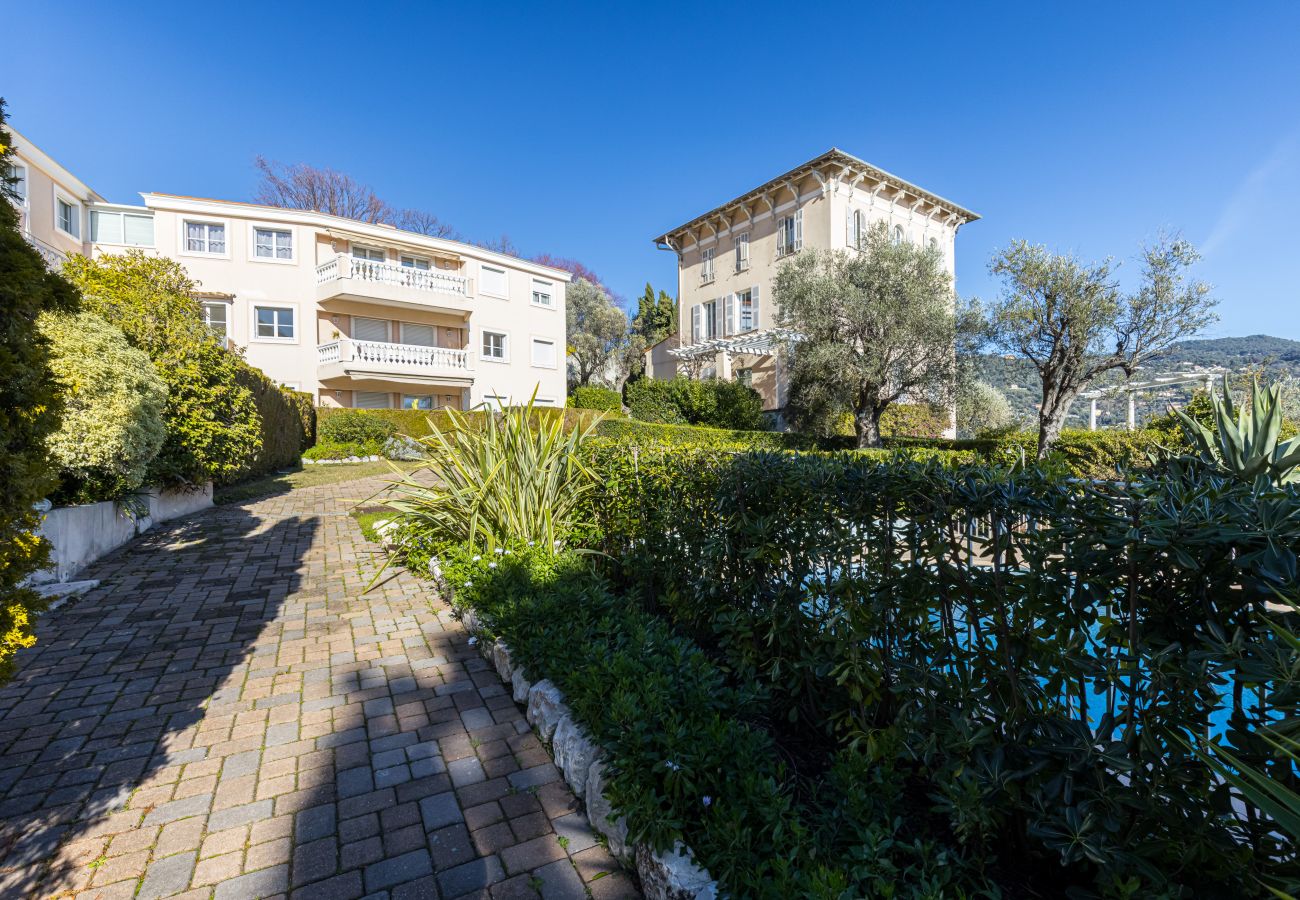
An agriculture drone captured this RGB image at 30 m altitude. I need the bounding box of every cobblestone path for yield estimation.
[0,475,638,900]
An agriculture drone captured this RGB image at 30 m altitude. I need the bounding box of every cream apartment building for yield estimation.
[7,126,570,411]
[651,148,978,412]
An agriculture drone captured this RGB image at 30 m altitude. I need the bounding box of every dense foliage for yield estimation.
[39,311,168,503]
[318,409,396,445]
[61,252,261,485]
[1172,379,1300,484]
[624,376,767,431]
[231,368,315,483]
[315,406,606,441]
[568,385,623,413]
[0,99,79,677]
[577,447,1299,896]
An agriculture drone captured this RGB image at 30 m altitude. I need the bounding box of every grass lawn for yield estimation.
[214,460,422,505]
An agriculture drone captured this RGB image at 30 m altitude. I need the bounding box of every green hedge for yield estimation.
[315,406,607,439]
[579,447,1300,896]
[568,386,623,413]
[625,376,767,431]
[227,367,316,483]
[0,106,80,678]
[319,409,396,445]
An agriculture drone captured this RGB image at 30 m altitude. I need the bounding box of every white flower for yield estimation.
[464,581,472,587]
[504,549,512,555]
[472,555,481,562]
[494,547,504,555]
[527,541,536,547]
[664,761,681,772]
[467,636,478,646]
[702,796,713,807]
[488,562,498,569]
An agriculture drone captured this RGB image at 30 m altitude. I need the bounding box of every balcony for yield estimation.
[316,256,472,314]
[25,232,67,270]
[318,338,474,387]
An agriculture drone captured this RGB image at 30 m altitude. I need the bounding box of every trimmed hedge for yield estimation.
[568,386,623,413]
[228,367,316,483]
[315,406,607,439]
[319,409,395,445]
[625,377,767,431]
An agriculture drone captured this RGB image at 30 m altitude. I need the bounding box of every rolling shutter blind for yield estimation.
[354,391,391,409]
[352,317,389,342]
[401,323,436,346]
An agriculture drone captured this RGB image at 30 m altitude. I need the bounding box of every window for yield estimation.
[852,210,867,249]
[91,210,155,246]
[691,301,721,342]
[776,209,802,257]
[736,367,753,389]
[56,198,79,238]
[928,237,939,252]
[354,391,391,409]
[738,289,755,332]
[481,330,507,361]
[735,232,750,271]
[701,247,715,284]
[352,245,385,261]
[400,322,435,346]
[531,338,556,368]
[185,220,226,254]
[401,255,431,270]
[531,279,554,307]
[201,301,228,339]
[253,227,293,260]
[6,164,26,203]
[401,394,433,410]
[254,305,295,340]
[351,316,389,343]
[480,264,508,297]
[891,224,905,244]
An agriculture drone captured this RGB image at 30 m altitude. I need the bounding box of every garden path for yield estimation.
[0,474,637,900]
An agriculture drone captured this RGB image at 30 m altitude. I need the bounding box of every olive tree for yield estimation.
[776,221,972,448]
[566,277,638,389]
[983,235,1217,458]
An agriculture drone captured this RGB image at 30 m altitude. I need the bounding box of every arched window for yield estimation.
[853,210,867,249]
[891,224,905,244]
[928,237,939,252]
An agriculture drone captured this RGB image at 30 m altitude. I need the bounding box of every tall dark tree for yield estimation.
[632,282,677,346]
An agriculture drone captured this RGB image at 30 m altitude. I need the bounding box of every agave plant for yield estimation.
[381,391,602,553]
[1174,380,1300,485]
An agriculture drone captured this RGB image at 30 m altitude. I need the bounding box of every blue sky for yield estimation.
[6,1,1299,339]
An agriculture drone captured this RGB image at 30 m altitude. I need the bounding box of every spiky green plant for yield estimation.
[382,392,602,553]
[1174,380,1300,484]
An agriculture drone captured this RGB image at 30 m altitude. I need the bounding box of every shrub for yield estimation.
[568,385,622,413]
[626,377,766,431]
[383,396,601,552]
[227,368,316,482]
[302,441,381,461]
[878,401,949,438]
[314,406,606,441]
[584,448,1300,895]
[0,100,81,678]
[319,409,396,445]
[61,252,261,485]
[39,311,168,504]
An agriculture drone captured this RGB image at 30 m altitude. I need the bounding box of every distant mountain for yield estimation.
[973,335,1300,429]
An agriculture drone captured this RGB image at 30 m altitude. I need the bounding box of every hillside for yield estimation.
[975,335,1300,429]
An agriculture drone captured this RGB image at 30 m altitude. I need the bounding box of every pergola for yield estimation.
[668,328,799,361]
[1080,371,1225,430]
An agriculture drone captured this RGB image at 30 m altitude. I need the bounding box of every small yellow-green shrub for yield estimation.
[40,311,168,504]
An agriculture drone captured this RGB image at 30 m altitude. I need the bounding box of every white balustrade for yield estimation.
[318,338,469,372]
[316,256,469,298]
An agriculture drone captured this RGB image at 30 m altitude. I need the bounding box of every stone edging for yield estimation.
[455,606,719,900]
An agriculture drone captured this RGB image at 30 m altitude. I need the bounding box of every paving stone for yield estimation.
[533,859,587,900]
[137,850,196,900]
[214,864,288,900]
[440,854,507,897]
[365,848,433,892]
[296,803,337,842]
[420,791,464,831]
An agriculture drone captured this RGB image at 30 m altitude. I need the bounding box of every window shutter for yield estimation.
[692,303,702,342]
[845,208,853,247]
[751,284,761,331]
[723,293,735,336]
[794,208,803,251]
[776,218,787,256]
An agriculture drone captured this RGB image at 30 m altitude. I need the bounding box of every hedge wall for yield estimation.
[568,386,623,413]
[315,406,606,439]
[226,366,316,483]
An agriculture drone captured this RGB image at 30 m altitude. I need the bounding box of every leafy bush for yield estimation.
[383,396,602,552]
[39,311,168,504]
[0,99,80,678]
[626,377,767,431]
[228,368,315,483]
[583,447,1300,895]
[318,409,396,445]
[61,252,260,485]
[314,406,606,441]
[568,385,623,413]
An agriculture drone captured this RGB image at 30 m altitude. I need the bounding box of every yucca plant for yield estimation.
[381,391,602,553]
[1174,379,1300,485]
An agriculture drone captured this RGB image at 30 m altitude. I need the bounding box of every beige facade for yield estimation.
[6,126,103,268]
[651,149,978,412]
[7,129,569,412]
